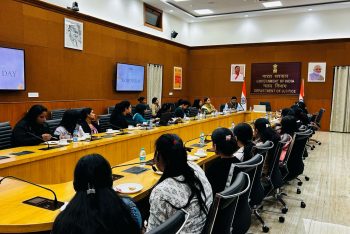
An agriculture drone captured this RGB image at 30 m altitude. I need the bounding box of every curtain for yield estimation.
[330,66,350,132]
[147,64,163,106]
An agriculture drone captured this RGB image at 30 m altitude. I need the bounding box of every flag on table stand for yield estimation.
[240,79,247,111]
[299,79,304,102]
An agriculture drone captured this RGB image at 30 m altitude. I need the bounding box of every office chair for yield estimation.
[107,106,115,114]
[146,209,189,234]
[227,154,270,232]
[98,114,111,132]
[259,102,272,112]
[203,172,250,234]
[46,119,62,133]
[187,107,199,117]
[309,108,325,145]
[70,107,86,113]
[280,129,312,208]
[51,109,66,120]
[0,122,12,150]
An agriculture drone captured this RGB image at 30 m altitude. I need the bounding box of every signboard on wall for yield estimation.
[250,62,301,95]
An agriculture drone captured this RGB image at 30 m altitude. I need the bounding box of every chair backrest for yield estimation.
[70,107,85,113]
[98,114,111,132]
[46,119,62,133]
[187,107,199,117]
[315,108,325,126]
[219,104,226,112]
[253,140,274,158]
[259,102,272,111]
[144,110,152,120]
[107,106,115,114]
[283,129,313,181]
[146,209,189,234]
[227,154,265,207]
[204,172,250,234]
[51,109,66,120]
[0,122,12,150]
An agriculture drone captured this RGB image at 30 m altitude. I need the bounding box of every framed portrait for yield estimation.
[173,66,182,90]
[230,64,245,82]
[308,62,326,82]
[64,18,83,50]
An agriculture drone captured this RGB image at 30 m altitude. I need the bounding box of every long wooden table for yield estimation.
[0,111,263,184]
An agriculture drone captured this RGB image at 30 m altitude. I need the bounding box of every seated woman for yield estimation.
[201,97,216,114]
[51,154,141,234]
[133,104,147,124]
[147,134,212,234]
[155,103,172,119]
[205,127,240,195]
[192,99,203,112]
[137,96,147,105]
[279,115,297,163]
[233,123,255,162]
[151,97,160,117]
[54,110,84,138]
[79,108,100,135]
[110,101,136,129]
[254,118,281,176]
[12,105,52,146]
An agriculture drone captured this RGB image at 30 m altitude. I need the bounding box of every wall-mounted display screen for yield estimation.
[0,47,25,90]
[116,63,144,92]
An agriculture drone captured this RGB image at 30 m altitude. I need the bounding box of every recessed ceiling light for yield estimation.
[169,10,174,12]
[308,8,313,11]
[244,15,249,17]
[262,1,282,8]
[194,9,213,15]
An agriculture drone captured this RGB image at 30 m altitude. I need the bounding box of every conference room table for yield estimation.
[0,111,264,184]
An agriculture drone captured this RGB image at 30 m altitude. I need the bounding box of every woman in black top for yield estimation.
[12,105,52,146]
[79,108,101,134]
[110,101,136,129]
[233,123,255,162]
[51,154,140,234]
[156,103,172,119]
[205,127,240,195]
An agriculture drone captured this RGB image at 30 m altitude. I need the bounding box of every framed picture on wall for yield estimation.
[173,66,182,90]
[308,62,326,82]
[230,64,245,82]
[64,18,83,50]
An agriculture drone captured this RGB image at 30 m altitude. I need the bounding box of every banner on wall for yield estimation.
[173,67,182,90]
[250,62,301,95]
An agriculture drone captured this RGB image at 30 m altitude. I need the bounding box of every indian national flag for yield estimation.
[299,79,304,102]
[241,79,247,111]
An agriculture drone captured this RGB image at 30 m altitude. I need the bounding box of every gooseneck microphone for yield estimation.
[0,175,59,207]
[26,132,53,149]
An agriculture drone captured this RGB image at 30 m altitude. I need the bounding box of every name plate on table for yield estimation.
[23,196,64,211]
[10,151,34,156]
[123,166,149,174]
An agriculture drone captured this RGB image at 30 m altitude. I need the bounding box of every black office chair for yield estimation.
[71,107,86,113]
[143,110,153,120]
[309,108,325,145]
[203,172,250,234]
[280,129,312,208]
[146,209,189,234]
[46,119,62,133]
[51,109,66,120]
[259,102,272,112]
[98,114,111,132]
[187,107,199,117]
[0,122,12,150]
[107,106,115,114]
[227,154,269,232]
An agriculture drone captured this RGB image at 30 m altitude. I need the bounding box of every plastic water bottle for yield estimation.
[230,122,235,133]
[200,132,205,146]
[139,148,146,167]
[73,129,78,143]
[148,120,153,129]
[249,106,252,112]
[265,113,269,120]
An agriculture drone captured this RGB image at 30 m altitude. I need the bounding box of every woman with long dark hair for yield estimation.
[54,110,84,138]
[279,115,297,162]
[79,108,100,134]
[12,104,52,146]
[110,101,136,129]
[206,127,240,195]
[233,123,255,162]
[147,134,212,233]
[192,99,202,111]
[133,104,147,124]
[201,97,216,114]
[155,103,172,118]
[52,154,141,234]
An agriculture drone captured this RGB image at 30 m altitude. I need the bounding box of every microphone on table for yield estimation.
[0,175,60,208]
[26,132,54,150]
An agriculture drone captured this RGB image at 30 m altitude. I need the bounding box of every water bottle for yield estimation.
[200,132,205,146]
[230,122,235,133]
[148,120,153,129]
[73,129,78,143]
[249,106,252,112]
[265,113,269,120]
[139,148,146,167]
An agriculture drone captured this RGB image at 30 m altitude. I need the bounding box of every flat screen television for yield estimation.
[116,63,144,91]
[0,46,25,90]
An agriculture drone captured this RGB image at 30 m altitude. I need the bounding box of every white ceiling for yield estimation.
[143,0,350,22]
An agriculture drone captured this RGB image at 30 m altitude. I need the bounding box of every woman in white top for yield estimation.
[147,134,213,234]
[54,110,84,138]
